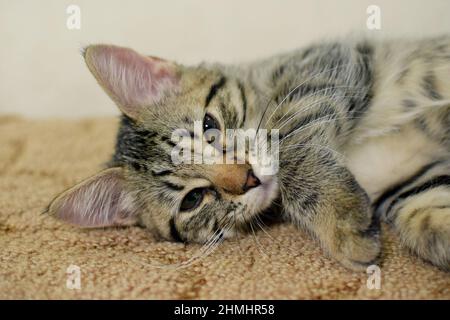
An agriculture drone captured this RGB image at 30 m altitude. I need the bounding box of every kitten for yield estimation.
[48,36,450,271]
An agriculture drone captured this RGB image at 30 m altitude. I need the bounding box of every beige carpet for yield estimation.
[1,115,449,299]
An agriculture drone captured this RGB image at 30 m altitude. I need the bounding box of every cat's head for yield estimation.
[48,44,279,243]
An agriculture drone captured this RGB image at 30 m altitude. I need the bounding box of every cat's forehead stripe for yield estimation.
[205,76,227,108]
[151,169,173,176]
[237,81,247,127]
[162,181,185,191]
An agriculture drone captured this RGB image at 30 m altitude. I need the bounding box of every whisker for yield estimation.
[238,206,269,258]
[232,209,245,255]
[175,212,236,266]
[279,115,336,143]
[274,93,366,132]
[167,226,228,269]
[272,85,363,127]
[279,114,365,144]
[281,142,346,160]
[261,61,366,129]
[256,95,275,137]
[249,219,269,258]
[130,214,232,270]
[253,214,276,242]
[251,213,321,263]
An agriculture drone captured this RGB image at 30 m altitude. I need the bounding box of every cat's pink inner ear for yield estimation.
[84,44,180,118]
[49,168,137,228]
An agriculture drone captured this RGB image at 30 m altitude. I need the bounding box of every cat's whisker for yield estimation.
[281,142,346,160]
[231,209,246,255]
[249,219,270,258]
[261,61,366,129]
[279,115,337,144]
[421,98,450,109]
[194,215,233,253]
[173,225,228,269]
[238,206,269,258]
[253,215,276,243]
[279,114,365,144]
[274,93,366,132]
[272,86,364,128]
[255,95,275,135]
[252,214,315,264]
[137,215,233,270]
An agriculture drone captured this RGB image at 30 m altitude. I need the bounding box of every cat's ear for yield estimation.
[83,44,180,119]
[47,167,138,228]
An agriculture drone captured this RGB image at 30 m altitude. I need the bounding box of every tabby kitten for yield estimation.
[48,36,450,271]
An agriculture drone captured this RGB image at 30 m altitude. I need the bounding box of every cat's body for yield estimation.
[49,36,450,271]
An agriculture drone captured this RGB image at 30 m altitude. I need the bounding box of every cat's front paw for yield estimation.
[332,230,381,271]
[326,215,381,271]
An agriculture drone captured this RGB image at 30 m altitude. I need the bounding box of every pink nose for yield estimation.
[243,170,261,192]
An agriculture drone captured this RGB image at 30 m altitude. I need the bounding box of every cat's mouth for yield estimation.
[231,179,282,235]
[240,173,279,219]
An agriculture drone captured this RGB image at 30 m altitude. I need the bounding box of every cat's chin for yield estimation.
[241,174,279,219]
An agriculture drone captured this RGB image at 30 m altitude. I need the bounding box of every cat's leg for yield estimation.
[278,146,381,271]
[375,161,450,270]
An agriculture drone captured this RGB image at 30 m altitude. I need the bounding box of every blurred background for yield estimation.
[1,0,449,118]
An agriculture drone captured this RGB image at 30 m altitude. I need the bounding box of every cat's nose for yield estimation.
[243,170,261,192]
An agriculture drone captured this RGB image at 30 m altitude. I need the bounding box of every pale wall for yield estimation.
[1,0,449,118]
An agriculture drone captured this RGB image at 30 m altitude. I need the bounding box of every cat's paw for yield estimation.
[331,229,381,271]
[326,216,381,271]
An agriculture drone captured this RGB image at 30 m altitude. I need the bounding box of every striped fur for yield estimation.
[49,36,450,271]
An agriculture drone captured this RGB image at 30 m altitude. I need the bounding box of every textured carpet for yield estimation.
[1,115,449,299]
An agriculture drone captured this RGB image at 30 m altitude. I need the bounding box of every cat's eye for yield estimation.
[203,114,220,131]
[180,188,205,211]
[203,114,220,143]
